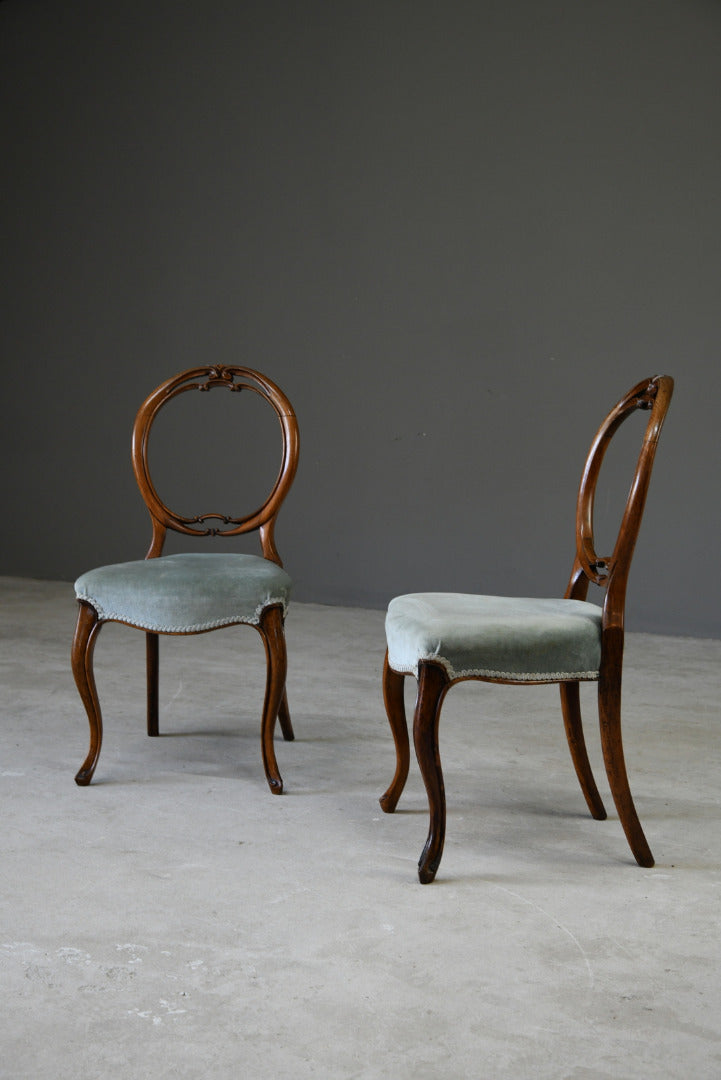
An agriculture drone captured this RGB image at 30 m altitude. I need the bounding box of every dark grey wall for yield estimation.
[2,0,719,638]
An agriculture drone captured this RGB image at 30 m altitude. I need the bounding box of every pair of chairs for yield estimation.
[72,367,673,882]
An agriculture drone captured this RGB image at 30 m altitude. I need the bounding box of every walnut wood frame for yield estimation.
[72,365,299,793]
[380,375,674,882]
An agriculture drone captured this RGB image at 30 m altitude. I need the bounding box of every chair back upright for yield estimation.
[567,374,674,632]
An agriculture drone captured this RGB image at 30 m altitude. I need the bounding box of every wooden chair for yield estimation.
[72,365,299,793]
[380,375,674,882]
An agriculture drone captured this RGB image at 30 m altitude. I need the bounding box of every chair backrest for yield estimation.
[566,375,674,627]
[131,365,299,564]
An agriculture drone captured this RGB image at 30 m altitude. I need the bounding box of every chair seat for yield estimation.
[75,552,292,633]
[386,592,603,681]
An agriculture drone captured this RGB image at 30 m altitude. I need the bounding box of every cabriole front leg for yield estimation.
[72,601,104,786]
[413,662,451,883]
[257,605,288,794]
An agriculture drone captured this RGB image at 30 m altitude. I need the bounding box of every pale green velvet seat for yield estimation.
[386,592,603,683]
[75,552,292,634]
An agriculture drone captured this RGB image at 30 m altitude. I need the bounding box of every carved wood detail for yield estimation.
[131,365,299,562]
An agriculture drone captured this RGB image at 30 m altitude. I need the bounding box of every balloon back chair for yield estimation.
[380,375,674,882]
[72,365,299,793]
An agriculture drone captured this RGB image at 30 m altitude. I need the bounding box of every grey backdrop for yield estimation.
[1,0,719,638]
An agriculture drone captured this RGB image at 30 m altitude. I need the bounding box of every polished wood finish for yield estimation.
[559,680,606,821]
[256,604,290,794]
[412,662,451,884]
[72,602,103,785]
[378,653,410,814]
[380,375,674,881]
[72,365,299,792]
[146,632,159,738]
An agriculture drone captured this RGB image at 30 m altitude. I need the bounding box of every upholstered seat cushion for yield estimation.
[75,552,292,633]
[386,592,603,681]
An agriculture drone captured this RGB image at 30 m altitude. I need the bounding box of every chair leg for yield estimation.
[146,632,159,737]
[278,689,295,742]
[257,605,288,794]
[413,661,451,883]
[379,651,410,813]
[72,601,104,786]
[598,633,654,867]
[559,681,606,820]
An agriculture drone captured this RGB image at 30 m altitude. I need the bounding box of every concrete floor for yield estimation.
[1,576,720,1079]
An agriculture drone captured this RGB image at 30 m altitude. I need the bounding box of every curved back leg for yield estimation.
[413,661,451,884]
[379,652,410,813]
[72,602,104,786]
[559,682,606,820]
[598,632,654,867]
[278,689,295,742]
